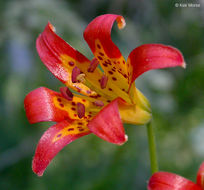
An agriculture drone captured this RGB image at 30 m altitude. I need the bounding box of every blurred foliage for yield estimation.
[0,0,204,189]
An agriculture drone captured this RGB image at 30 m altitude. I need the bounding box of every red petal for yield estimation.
[36,23,96,96]
[84,14,125,58]
[127,44,186,82]
[84,14,132,102]
[32,120,91,176]
[24,87,71,124]
[148,172,201,190]
[87,98,127,145]
[197,162,204,189]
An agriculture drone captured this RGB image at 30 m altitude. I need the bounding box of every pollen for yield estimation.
[76,73,86,83]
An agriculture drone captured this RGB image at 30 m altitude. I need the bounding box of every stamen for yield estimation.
[60,87,73,101]
[87,58,99,72]
[72,66,81,83]
[94,100,104,107]
[77,102,85,118]
[100,75,108,89]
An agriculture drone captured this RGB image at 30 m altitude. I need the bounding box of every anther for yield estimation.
[100,75,108,89]
[87,58,99,72]
[72,66,81,83]
[77,102,85,118]
[94,100,104,107]
[60,87,73,101]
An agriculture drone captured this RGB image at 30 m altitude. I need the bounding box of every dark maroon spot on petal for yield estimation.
[97,56,103,60]
[124,74,128,78]
[107,59,111,63]
[72,102,76,106]
[107,100,111,103]
[99,52,104,56]
[57,98,62,102]
[88,114,92,117]
[78,122,83,125]
[69,61,74,66]
[117,61,120,64]
[127,63,130,67]
[112,68,116,72]
[100,75,108,89]
[94,100,104,107]
[74,114,77,117]
[87,58,99,72]
[103,63,108,67]
[108,88,112,91]
[57,134,62,138]
[82,99,86,102]
[123,60,125,64]
[60,87,73,101]
[72,66,81,83]
[108,71,113,75]
[71,107,76,111]
[97,94,101,98]
[60,103,64,107]
[112,77,117,81]
[77,102,85,118]
[89,112,92,114]
[79,129,84,132]
[97,44,101,49]
[90,95,98,98]
[114,61,117,64]
[68,128,74,131]
[122,89,125,91]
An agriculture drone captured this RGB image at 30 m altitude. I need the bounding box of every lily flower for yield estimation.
[24,14,185,176]
[148,162,204,190]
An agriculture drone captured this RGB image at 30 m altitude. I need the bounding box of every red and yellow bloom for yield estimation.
[24,14,185,176]
[148,162,204,190]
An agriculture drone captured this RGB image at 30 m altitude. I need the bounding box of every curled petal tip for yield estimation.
[181,62,186,69]
[32,162,44,177]
[116,16,126,30]
[125,134,128,141]
[48,22,56,32]
[118,134,128,146]
[123,134,129,144]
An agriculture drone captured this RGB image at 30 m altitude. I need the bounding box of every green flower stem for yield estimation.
[146,120,159,174]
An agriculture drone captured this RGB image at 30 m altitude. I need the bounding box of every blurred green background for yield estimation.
[0,0,204,189]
